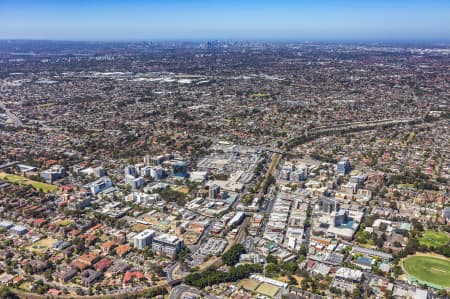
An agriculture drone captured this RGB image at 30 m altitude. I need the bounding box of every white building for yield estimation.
[190,171,207,183]
[140,166,152,177]
[80,166,106,178]
[133,229,156,249]
[88,176,114,195]
[335,267,363,282]
[228,212,245,227]
[126,175,144,189]
[150,166,165,179]
[124,165,137,177]
[151,233,184,257]
[126,192,160,205]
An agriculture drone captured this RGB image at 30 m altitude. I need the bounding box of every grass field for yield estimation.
[237,278,260,291]
[132,223,150,232]
[251,93,270,98]
[173,186,190,194]
[398,183,415,189]
[0,172,58,193]
[19,281,32,291]
[419,230,449,248]
[255,282,280,298]
[27,238,57,253]
[277,275,303,287]
[55,219,73,227]
[403,255,450,289]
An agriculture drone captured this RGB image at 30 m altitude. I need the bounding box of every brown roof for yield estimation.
[79,252,99,265]
[116,244,132,256]
[101,240,116,250]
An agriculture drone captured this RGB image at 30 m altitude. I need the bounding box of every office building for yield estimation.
[151,233,184,257]
[150,166,165,179]
[293,165,308,181]
[88,177,114,195]
[133,229,156,250]
[126,192,160,205]
[68,197,92,210]
[228,212,245,227]
[81,166,106,178]
[173,161,188,177]
[10,225,28,235]
[41,165,66,182]
[209,184,220,199]
[337,158,351,174]
[140,166,152,177]
[126,175,144,189]
[335,267,363,283]
[124,165,137,177]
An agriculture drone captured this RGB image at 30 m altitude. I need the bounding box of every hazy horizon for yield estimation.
[1,0,450,42]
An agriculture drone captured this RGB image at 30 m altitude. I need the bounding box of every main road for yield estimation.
[0,100,23,127]
[170,284,220,299]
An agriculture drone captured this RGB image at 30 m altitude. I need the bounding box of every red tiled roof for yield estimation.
[48,289,61,296]
[71,260,89,271]
[69,229,80,236]
[89,223,103,232]
[123,271,145,284]
[79,252,99,265]
[34,218,47,225]
[306,260,315,269]
[94,258,113,272]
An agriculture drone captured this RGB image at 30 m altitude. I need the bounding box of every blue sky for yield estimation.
[0,0,449,41]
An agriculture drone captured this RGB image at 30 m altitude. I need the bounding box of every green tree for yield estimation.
[265,263,280,277]
[185,264,262,288]
[266,255,278,264]
[0,286,18,299]
[222,244,246,266]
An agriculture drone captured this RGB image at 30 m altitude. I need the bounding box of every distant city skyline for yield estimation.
[1,0,450,41]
